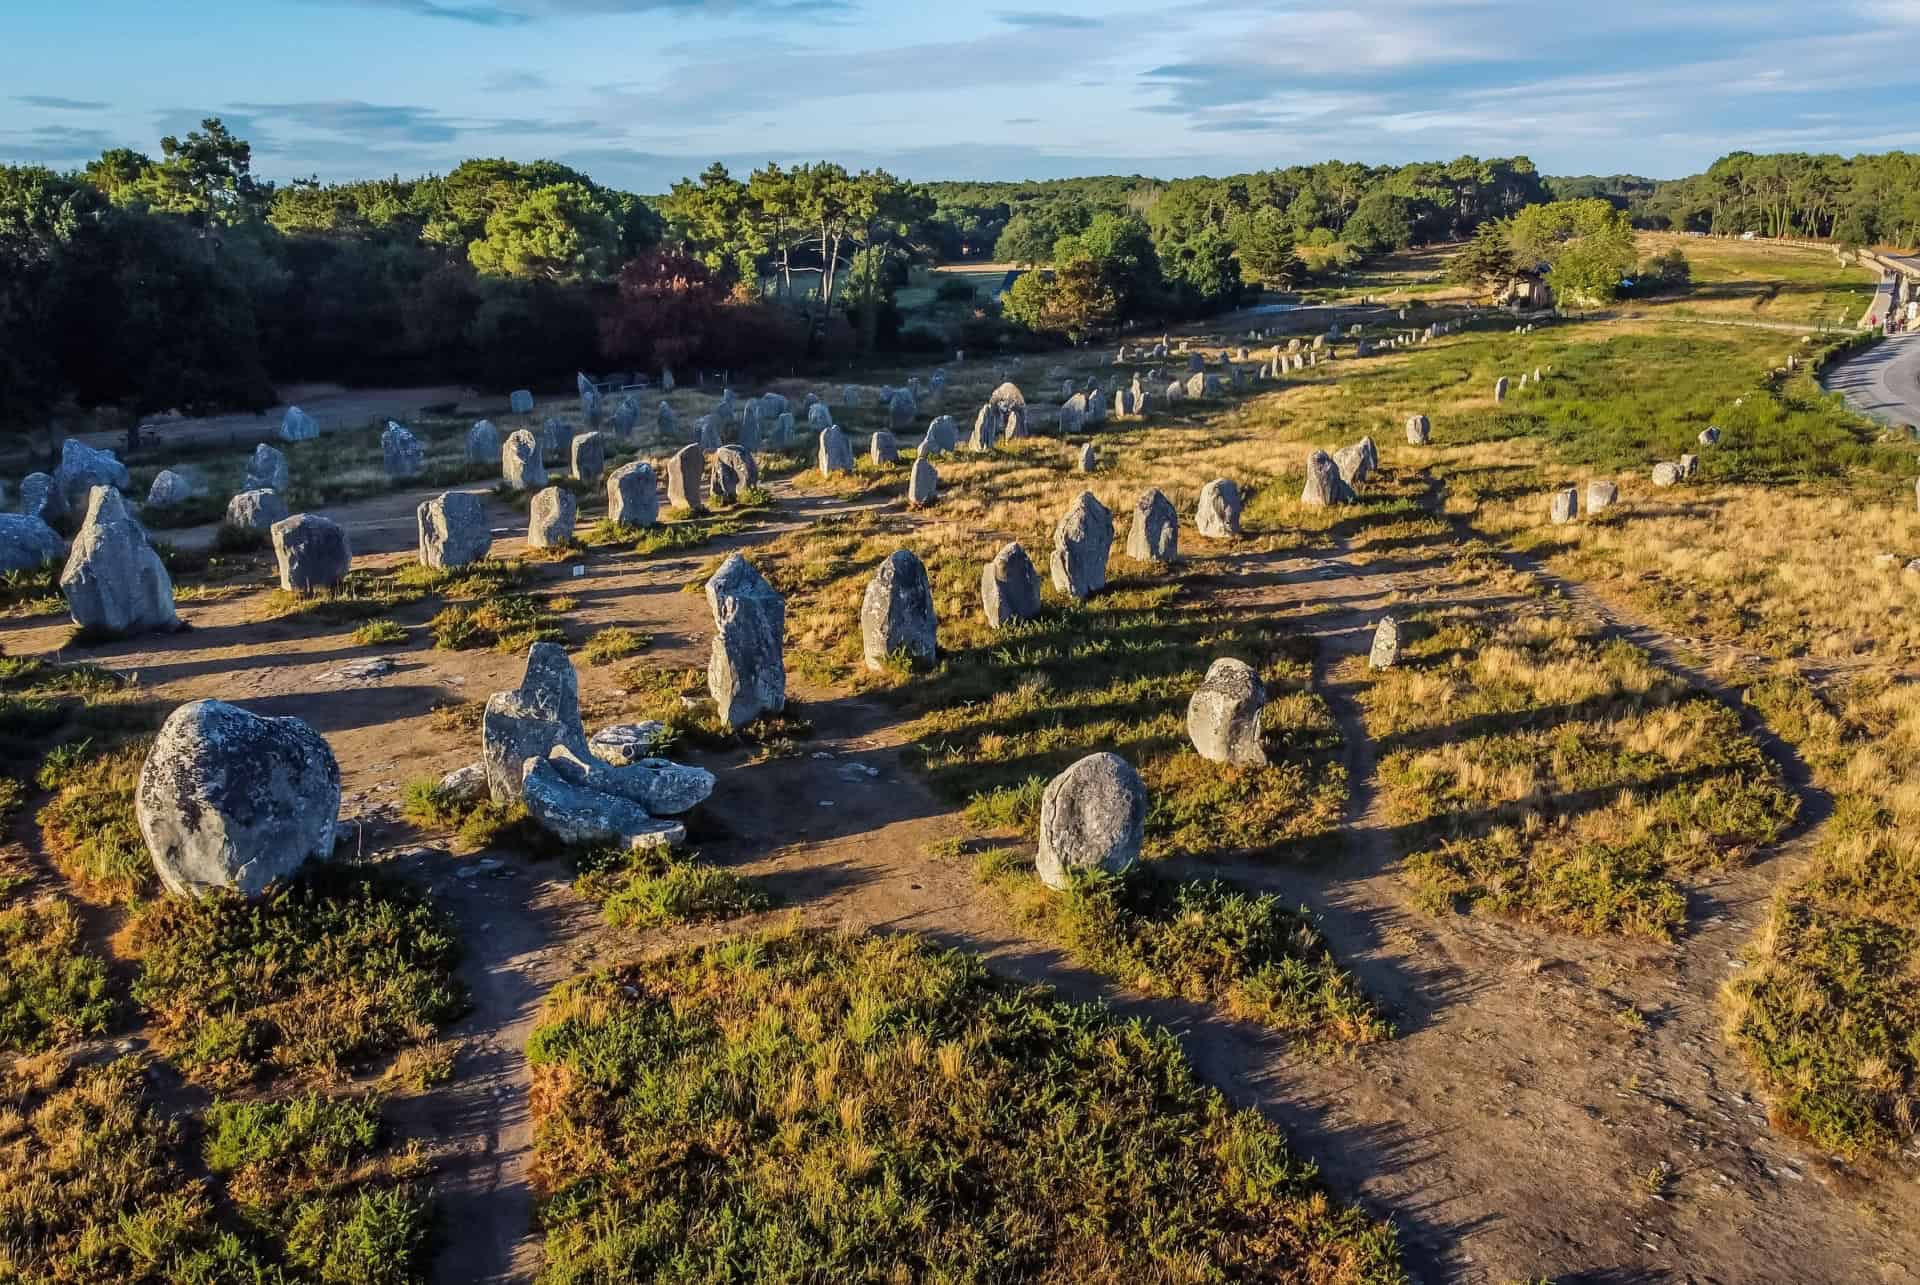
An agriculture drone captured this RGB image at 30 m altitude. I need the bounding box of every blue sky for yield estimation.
[8,0,1920,191]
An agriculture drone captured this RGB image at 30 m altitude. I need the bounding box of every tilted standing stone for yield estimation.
[1078,442,1097,473]
[667,444,705,511]
[1300,449,1357,507]
[818,426,853,476]
[1333,437,1378,487]
[608,460,659,527]
[1549,485,1578,524]
[870,430,899,465]
[1187,657,1267,766]
[1195,479,1242,539]
[980,541,1041,628]
[466,420,500,465]
[502,430,547,490]
[1369,616,1400,669]
[60,487,177,635]
[710,445,756,502]
[570,432,605,483]
[509,389,534,415]
[1587,480,1619,513]
[1036,751,1147,890]
[137,699,340,898]
[924,415,957,455]
[280,406,319,442]
[381,422,424,481]
[861,549,937,671]
[245,443,288,493]
[527,486,577,548]
[1126,489,1179,564]
[417,491,491,570]
[970,403,1003,451]
[1406,414,1431,445]
[226,489,288,533]
[908,454,938,506]
[483,641,590,803]
[272,513,351,593]
[706,553,786,730]
[1050,490,1113,601]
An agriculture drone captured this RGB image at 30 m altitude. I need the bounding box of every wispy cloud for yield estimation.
[996,9,1102,28]
[14,95,108,111]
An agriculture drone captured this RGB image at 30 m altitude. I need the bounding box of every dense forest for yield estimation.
[3,122,1917,429]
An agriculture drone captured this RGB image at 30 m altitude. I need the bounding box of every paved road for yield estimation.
[1819,332,1920,426]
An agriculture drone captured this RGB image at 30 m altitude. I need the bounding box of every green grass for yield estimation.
[36,740,153,904]
[428,593,566,652]
[0,563,63,617]
[399,778,542,853]
[351,619,407,646]
[526,928,1405,1283]
[0,891,116,1055]
[128,865,467,1088]
[581,626,650,666]
[977,849,1389,1048]
[573,844,772,928]
[627,513,749,557]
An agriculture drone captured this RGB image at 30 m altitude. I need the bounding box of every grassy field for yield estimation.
[1629,232,1873,329]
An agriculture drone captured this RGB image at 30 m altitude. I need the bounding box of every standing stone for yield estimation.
[502,430,547,490]
[271,514,351,593]
[1126,489,1179,564]
[1077,443,1097,473]
[1653,462,1682,487]
[1187,658,1267,766]
[417,491,491,570]
[1300,450,1357,507]
[1195,479,1242,539]
[924,415,958,455]
[570,432,605,483]
[225,489,288,533]
[1680,453,1700,478]
[1406,414,1431,445]
[870,431,899,465]
[136,699,340,898]
[1494,377,1510,403]
[818,426,853,477]
[1186,354,1206,374]
[1113,388,1134,419]
[610,397,638,440]
[483,642,590,804]
[908,455,938,506]
[55,439,130,508]
[1050,490,1113,601]
[608,460,659,528]
[539,418,569,460]
[280,406,319,442]
[1059,400,1085,437]
[739,402,763,452]
[861,549,937,671]
[1035,752,1147,890]
[772,412,795,448]
[990,381,1025,409]
[146,470,196,508]
[706,553,786,729]
[244,444,288,493]
[381,422,425,481]
[466,421,500,466]
[980,541,1042,629]
[660,368,675,393]
[1002,404,1030,439]
[970,403,1003,452]
[808,402,834,431]
[509,389,535,415]
[0,515,62,572]
[710,445,755,502]
[1549,486,1578,525]
[889,389,916,430]
[1333,437,1378,487]
[667,444,705,512]
[658,402,677,439]
[528,486,577,548]
[60,488,176,635]
[1369,616,1400,669]
[1699,426,1721,446]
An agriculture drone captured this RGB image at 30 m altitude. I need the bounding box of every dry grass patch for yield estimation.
[572,843,771,928]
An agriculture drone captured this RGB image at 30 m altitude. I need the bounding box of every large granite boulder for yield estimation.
[1369,616,1400,669]
[608,460,659,527]
[1333,437,1378,487]
[417,491,491,570]
[1195,479,1242,539]
[483,642,590,803]
[1050,490,1113,602]
[55,439,130,509]
[545,744,714,816]
[280,406,319,442]
[908,454,938,506]
[818,426,853,477]
[1300,450,1356,507]
[466,420,501,466]
[19,473,67,524]
[990,381,1026,409]
[502,430,547,490]
[710,445,756,502]
[146,470,197,508]
[667,444,704,512]
[570,432,605,484]
[527,486,577,548]
[1035,752,1147,890]
[244,443,288,493]
[706,553,786,730]
[861,549,937,671]
[381,422,425,481]
[1187,657,1267,766]
[226,488,288,533]
[1125,488,1179,564]
[981,541,1041,629]
[136,699,340,898]
[0,515,62,572]
[924,415,958,455]
[1652,461,1682,487]
[60,487,176,635]
[970,403,1003,452]
[271,513,351,593]
[520,757,684,851]
[870,430,899,465]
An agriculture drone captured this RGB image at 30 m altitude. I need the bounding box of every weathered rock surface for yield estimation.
[546,743,714,815]
[588,722,667,766]
[706,553,786,729]
[18,473,65,524]
[710,445,755,501]
[483,642,590,803]
[417,491,491,569]
[509,389,534,415]
[1652,461,1682,487]
[1195,479,1242,539]
[382,422,424,481]
[502,430,547,490]
[56,439,130,508]
[571,432,605,483]
[1050,490,1113,601]
[861,549,937,671]
[1406,414,1431,445]
[1300,450,1357,507]
[969,403,1003,451]
[924,415,957,455]
[245,443,289,493]
[1370,615,1401,669]
[1587,480,1619,513]
[226,488,288,533]
[1035,752,1147,890]
[1078,442,1097,473]
[61,487,176,634]
[137,699,340,898]
[520,758,684,851]
[1126,488,1179,563]
[1187,657,1266,766]
[667,444,704,512]
[1332,437,1378,487]
[981,541,1041,628]
[0,514,62,572]
[818,426,853,476]
[281,406,319,442]
[527,486,577,548]
[146,470,196,508]
[870,430,899,465]
[1494,377,1510,402]
[608,461,659,527]
[908,454,938,506]
[271,513,351,593]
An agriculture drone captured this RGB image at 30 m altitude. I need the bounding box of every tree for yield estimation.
[81,148,152,206]
[994,212,1052,265]
[140,118,259,236]
[1446,222,1518,288]
[1235,207,1303,289]
[1002,257,1117,342]
[1506,198,1636,303]
[598,249,726,370]
[467,183,618,283]
[1160,226,1242,312]
[1343,191,1415,254]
